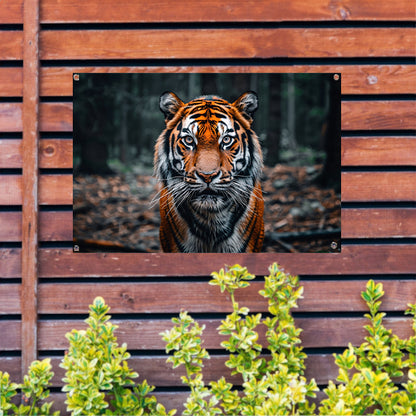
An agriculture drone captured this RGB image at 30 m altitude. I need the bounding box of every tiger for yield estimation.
[154,91,264,253]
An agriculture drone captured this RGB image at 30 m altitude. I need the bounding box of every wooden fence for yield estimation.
[0,0,415,413]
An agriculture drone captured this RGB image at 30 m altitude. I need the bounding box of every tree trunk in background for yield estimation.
[264,75,281,166]
[319,76,341,191]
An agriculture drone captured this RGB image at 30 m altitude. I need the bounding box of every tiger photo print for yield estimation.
[154,91,264,253]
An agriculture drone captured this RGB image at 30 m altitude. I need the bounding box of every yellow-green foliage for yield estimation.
[60,296,174,416]
[0,265,414,416]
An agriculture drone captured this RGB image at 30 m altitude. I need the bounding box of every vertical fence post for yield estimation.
[21,0,40,376]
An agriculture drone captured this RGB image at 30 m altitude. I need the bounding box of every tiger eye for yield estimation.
[222,136,233,146]
[182,136,194,146]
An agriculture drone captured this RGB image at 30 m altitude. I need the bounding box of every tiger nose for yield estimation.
[196,170,220,184]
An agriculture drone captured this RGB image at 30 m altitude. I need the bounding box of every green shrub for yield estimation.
[0,264,414,416]
[0,358,58,416]
[60,296,174,416]
[162,263,416,416]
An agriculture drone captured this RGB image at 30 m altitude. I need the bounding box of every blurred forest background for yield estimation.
[73,73,341,253]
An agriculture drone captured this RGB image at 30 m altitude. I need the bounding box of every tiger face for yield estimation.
[154,91,264,253]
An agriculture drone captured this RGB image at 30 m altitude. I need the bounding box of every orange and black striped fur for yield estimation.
[154,91,264,253]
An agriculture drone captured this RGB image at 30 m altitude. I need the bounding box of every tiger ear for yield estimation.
[233,91,258,120]
[159,91,184,121]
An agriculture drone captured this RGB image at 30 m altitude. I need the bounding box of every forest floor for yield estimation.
[73,164,341,253]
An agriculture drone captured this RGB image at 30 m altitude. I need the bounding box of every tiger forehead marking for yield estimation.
[154,91,264,253]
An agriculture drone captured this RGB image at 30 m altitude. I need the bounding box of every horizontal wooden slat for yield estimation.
[2,208,411,243]
[3,101,413,133]
[38,0,416,23]
[0,211,73,242]
[39,28,415,60]
[0,321,20,350]
[36,317,413,351]
[0,103,22,132]
[2,172,413,206]
[342,172,416,202]
[37,280,416,314]
[2,0,415,24]
[342,137,416,166]
[342,208,416,238]
[0,0,23,24]
[1,65,413,97]
[37,65,416,96]
[0,139,72,168]
[0,175,72,205]
[1,245,415,278]
[0,31,22,60]
[342,100,416,130]
[3,352,405,390]
[0,68,23,97]
[0,284,21,314]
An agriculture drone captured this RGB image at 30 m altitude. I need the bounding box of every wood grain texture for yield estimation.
[1,207,411,242]
[2,101,411,133]
[38,0,416,23]
[39,65,416,96]
[3,246,415,278]
[0,211,73,242]
[21,0,41,374]
[37,280,416,314]
[0,103,22,132]
[1,171,412,205]
[0,321,21,350]
[0,353,405,389]
[0,139,73,168]
[3,0,415,24]
[39,28,415,60]
[0,31,23,60]
[0,175,72,205]
[36,317,413,351]
[32,246,416,277]
[342,172,416,202]
[2,208,415,242]
[0,68,23,97]
[342,209,416,238]
[0,284,21,314]
[342,100,416,130]
[342,137,416,166]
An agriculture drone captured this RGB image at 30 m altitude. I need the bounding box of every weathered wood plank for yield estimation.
[0,139,73,168]
[0,31,22,60]
[3,171,413,206]
[0,68,23,97]
[342,137,416,166]
[0,103,22,132]
[0,321,21,350]
[0,284,21,314]
[342,172,416,202]
[1,136,414,171]
[37,280,416,314]
[37,246,416,277]
[21,0,41,375]
[1,246,415,278]
[39,0,415,23]
[38,65,416,96]
[342,100,416,130]
[0,0,23,24]
[4,0,415,24]
[1,208,411,242]
[6,353,402,389]
[2,101,414,132]
[37,317,413,351]
[0,175,72,205]
[342,209,416,238]
[0,211,73,242]
[39,28,415,60]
